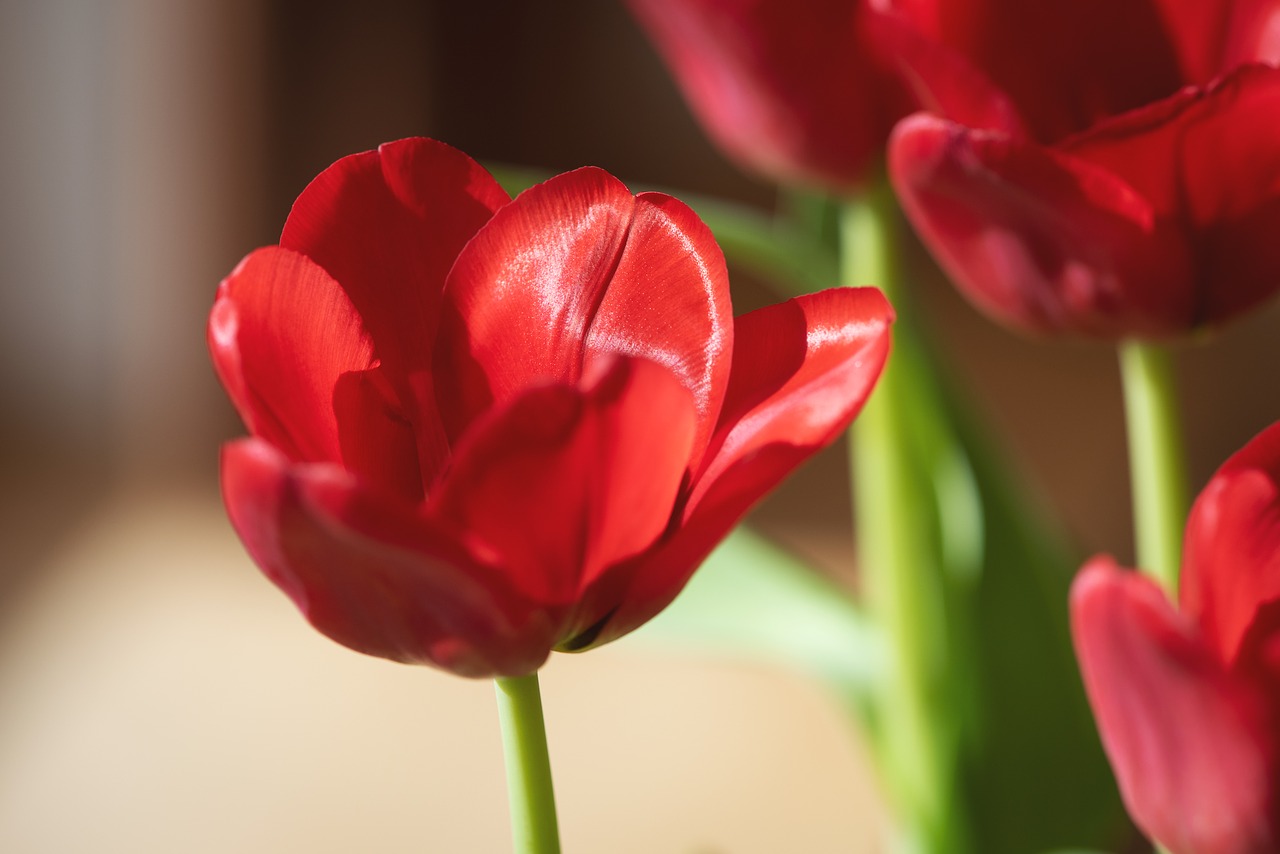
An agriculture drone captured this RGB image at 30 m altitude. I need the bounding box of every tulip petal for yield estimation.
[1064,65,1280,328]
[436,169,732,462]
[1183,421,1280,668]
[430,355,697,616]
[866,9,1025,137]
[1071,558,1277,854]
[1153,0,1280,81]
[209,247,375,465]
[221,438,555,677]
[625,0,907,190]
[580,288,892,649]
[890,113,1193,336]
[279,138,510,481]
[886,0,1183,142]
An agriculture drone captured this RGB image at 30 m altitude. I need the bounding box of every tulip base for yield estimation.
[495,673,561,854]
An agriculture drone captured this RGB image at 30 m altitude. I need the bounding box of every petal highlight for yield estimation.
[435,171,733,462]
[585,287,892,649]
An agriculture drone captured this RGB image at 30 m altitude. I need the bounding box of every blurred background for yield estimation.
[1,1,1277,851]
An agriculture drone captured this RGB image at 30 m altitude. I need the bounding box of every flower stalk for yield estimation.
[1118,340,1189,598]
[495,673,561,854]
[844,182,952,852]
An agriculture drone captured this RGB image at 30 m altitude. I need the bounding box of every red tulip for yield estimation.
[888,1,1280,336]
[209,138,893,678]
[628,0,1280,335]
[625,0,915,191]
[1071,422,1280,854]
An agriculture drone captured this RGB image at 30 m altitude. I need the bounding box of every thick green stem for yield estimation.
[1118,341,1189,598]
[495,673,561,854]
[845,185,948,852]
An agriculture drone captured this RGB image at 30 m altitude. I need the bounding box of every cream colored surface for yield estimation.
[0,490,886,853]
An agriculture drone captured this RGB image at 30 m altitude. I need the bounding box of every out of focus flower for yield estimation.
[889,1,1280,336]
[1071,422,1280,854]
[209,138,893,678]
[625,0,914,191]
[629,0,1280,336]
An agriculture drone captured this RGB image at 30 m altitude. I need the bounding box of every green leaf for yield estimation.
[626,525,883,712]
[900,300,1128,854]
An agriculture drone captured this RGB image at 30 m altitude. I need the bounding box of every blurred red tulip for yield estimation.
[1071,422,1280,854]
[628,0,1280,335]
[625,0,914,191]
[209,138,893,678]
[889,1,1280,336]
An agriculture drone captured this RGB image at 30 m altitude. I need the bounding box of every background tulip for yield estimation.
[624,0,913,191]
[1072,421,1280,854]
[889,0,1280,336]
[210,137,893,678]
[628,0,1280,336]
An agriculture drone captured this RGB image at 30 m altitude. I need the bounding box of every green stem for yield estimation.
[1118,341,1189,598]
[495,673,561,854]
[844,184,947,852]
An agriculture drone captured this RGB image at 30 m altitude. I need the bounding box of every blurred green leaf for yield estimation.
[896,288,1128,853]
[627,525,883,712]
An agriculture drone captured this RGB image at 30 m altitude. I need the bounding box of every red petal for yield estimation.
[890,113,1194,336]
[695,287,892,503]
[435,169,732,463]
[625,0,907,190]
[581,288,892,649]
[221,438,555,677]
[332,366,425,502]
[429,355,696,617]
[1064,66,1280,327]
[1071,558,1278,854]
[1153,0,1280,81]
[886,0,1183,142]
[865,8,1026,137]
[1223,0,1280,68]
[279,138,509,481]
[209,247,375,465]
[1183,421,1280,668]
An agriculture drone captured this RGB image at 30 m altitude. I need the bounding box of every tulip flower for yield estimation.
[625,0,915,191]
[629,0,1280,336]
[209,137,893,679]
[889,1,1280,336]
[1071,422,1280,854]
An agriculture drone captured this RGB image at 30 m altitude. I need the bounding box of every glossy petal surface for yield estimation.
[436,169,732,461]
[1071,558,1278,854]
[586,288,893,648]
